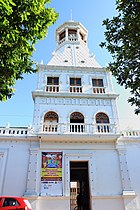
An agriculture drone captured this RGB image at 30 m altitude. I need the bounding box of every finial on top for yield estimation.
[70,9,74,22]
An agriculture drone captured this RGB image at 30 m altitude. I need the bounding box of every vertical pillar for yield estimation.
[24,148,40,196]
[77,27,80,41]
[65,28,68,41]
[116,145,137,210]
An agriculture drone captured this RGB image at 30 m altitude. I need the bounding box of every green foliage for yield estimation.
[100,0,140,114]
[0,0,58,100]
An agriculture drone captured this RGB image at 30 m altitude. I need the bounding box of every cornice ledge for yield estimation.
[37,64,106,72]
[91,194,122,199]
[32,91,119,99]
[117,136,140,143]
[122,190,136,198]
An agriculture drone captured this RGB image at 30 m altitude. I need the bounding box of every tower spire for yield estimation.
[70,9,74,22]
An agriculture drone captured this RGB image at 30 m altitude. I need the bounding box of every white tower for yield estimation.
[32,21,120,137]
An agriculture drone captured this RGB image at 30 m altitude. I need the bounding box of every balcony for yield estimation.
[70,86,82,93]
[46,85,59,92]
[93,87,106,94]
[42,123,117,135]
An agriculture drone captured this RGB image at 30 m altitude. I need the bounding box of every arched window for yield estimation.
[96,112,109,124]
[95,112,110,133]
[43,111,58,132]
[70,112,84,123]
[70,112,84,133]
[44,111,58,123]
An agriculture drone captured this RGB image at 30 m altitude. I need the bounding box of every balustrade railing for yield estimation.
[95,123,114,133]
[0,127,32,136]
[69,123,86,133]
[70,86,82,93]
[43,124,58,133]
[121,130,140,137]
[42,123,117,135]
[68,35,78,42]
[46,85,59,92]
[93,87,106,94]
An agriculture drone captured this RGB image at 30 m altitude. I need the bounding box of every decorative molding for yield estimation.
[40,97,111,106]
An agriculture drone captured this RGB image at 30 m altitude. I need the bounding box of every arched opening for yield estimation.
[95,112,110,133]
[43,111,58,132]
[70,112,84,133]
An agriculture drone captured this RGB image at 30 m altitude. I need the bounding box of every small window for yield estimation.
[92,79,104,87]
[70,78,82,93]
[47,77,59,85]
[3,198,19,207]
[70,78,81,86]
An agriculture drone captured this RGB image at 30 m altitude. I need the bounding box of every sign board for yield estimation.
[41,152,62,196]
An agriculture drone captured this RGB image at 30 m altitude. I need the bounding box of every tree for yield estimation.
[100,0,140,114]
[0,0,58,100]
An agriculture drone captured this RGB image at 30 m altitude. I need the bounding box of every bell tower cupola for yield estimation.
[48,20,101,67]
[56,21,88,47]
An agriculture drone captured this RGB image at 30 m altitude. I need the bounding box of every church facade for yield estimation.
[0,20,140,210]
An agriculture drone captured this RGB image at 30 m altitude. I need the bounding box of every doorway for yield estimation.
[70,161,90,210]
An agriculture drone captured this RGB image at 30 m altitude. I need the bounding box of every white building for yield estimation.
[0,20,140,210]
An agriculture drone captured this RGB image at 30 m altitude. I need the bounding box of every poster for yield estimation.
[41,152,62,196]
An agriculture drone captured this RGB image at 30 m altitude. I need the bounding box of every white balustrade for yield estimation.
[0,127,31,135]
[42,123,117,135]
[95,123,112,133]
[70,86,82,93]
[43,124,58,133]
[69,123,86,133]
[68,35,78,42]
[1,124,139,138]
[93,87,106,94]
[121,130,140,137]
[46,85,59,92]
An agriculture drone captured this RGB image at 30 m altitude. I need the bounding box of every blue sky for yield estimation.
[0,0,139,130]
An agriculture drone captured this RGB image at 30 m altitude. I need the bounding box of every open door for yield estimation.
[70,161,90,210]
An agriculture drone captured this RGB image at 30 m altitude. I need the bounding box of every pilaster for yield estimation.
[116,144,138,210]
[24,148,40,196]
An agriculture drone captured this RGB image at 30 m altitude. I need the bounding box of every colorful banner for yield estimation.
[41,152,63,196]
[41,152,62,181]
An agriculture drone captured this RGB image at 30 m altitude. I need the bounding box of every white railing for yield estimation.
[69,123,86,133]
[0,127,32,136]
[43,124,59,133]
[42,123,117,135]
[70,86,82,93]
[121,130,140,137]
[93,87,106,94]
[94,123,115,133]
[46,85,59,92]
[68,35,78,42]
